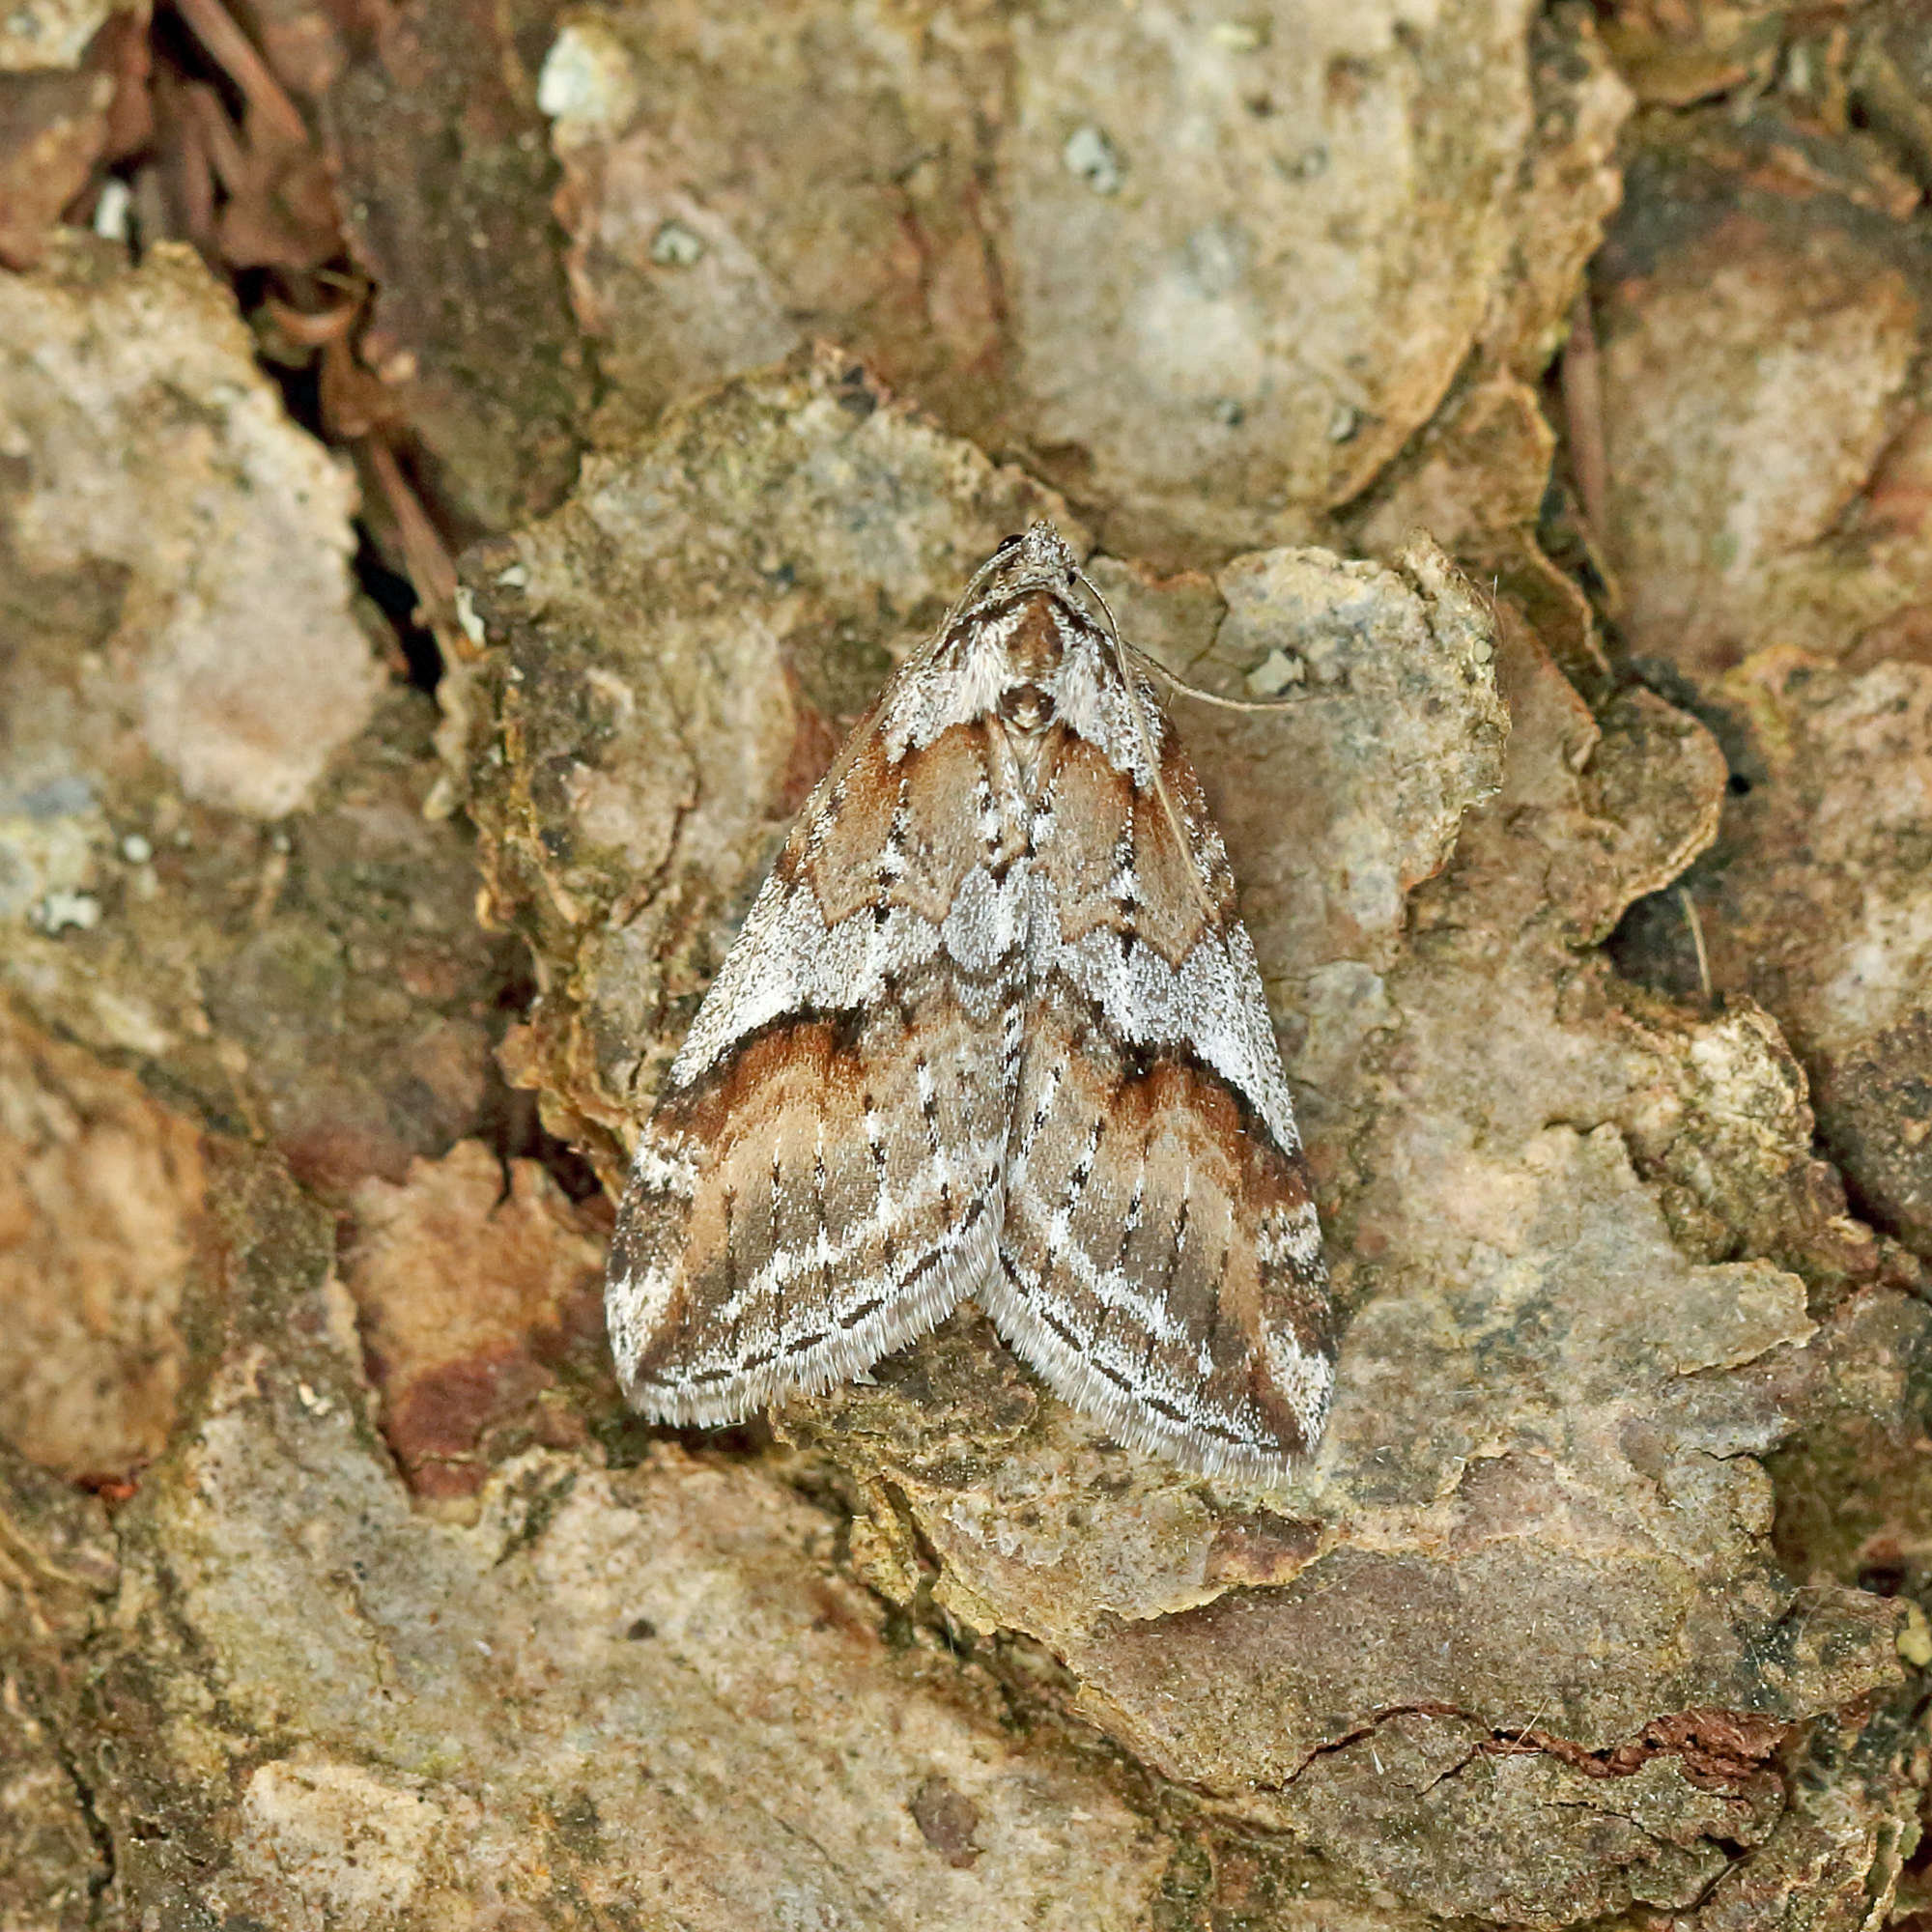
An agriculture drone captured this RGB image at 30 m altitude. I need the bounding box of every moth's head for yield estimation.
[982,520,1080,599]
[938,521,1108,683]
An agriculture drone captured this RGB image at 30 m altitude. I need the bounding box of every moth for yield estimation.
[607,523,1334,1481]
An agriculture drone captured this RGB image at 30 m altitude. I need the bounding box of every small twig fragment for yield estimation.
[1678,886,1715,1009]
[170,0,310,147]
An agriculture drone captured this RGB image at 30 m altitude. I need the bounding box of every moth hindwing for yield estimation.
[606,522,1334,1482]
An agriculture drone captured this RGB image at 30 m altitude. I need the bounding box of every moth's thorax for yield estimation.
[999,590,1068,682]
[943,586,1099,744]
[993,590,1069,739]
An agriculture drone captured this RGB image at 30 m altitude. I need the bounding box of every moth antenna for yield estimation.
[1137,654,1308,714]
[1069,565,1215,917]
[940,530,1027,637]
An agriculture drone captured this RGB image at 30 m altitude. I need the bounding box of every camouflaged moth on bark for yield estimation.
[607,523,1334,1481]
